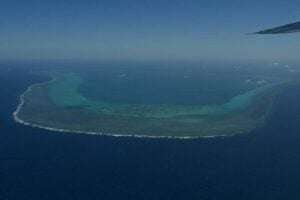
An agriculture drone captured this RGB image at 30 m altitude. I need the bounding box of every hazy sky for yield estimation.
[1,0,300,62]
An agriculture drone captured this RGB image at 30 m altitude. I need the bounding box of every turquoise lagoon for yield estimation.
[16,66,286,137]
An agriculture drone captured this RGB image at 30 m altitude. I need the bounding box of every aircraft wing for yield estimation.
[254,21,300,34]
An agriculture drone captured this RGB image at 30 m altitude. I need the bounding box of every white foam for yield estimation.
[256,80,267,85]
[270,62,280,67]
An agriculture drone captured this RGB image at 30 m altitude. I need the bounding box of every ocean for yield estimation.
[1,64,300,200]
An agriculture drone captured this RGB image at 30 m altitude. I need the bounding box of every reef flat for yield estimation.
[14,67,286,138]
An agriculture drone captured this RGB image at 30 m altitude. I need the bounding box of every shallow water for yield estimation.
[17,64,283,137]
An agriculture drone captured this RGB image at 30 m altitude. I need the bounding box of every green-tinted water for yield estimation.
[47,72,277,119]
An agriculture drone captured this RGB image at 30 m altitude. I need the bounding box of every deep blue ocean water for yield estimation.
[1,65,300,200]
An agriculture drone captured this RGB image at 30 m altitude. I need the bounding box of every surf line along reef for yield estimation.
[14,69,286,138]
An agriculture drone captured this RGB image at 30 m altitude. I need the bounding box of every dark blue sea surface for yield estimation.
[1,65,300,200]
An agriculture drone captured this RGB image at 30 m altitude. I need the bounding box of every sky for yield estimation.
[1,0,300,62]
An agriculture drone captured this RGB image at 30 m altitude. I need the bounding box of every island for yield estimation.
[14,66,287,138]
